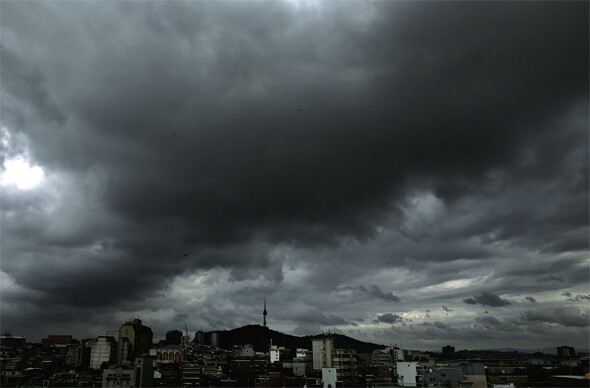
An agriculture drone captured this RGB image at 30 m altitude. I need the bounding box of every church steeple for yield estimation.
[263,298,267,328]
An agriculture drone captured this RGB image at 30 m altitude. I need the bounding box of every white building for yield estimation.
[90,336,116,369]
[312,337,334,370]
[102,368,134,387]
[270,345,289,363]
[321,367,337,388]
[296,348,311,359]
[239,344,255,358]
[270,345,280,363]
[397,361,418,387]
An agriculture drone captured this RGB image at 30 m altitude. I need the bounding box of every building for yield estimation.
[321,368,337,388]
[0,333,26,349]
[312,336,334,370]
[397,361,418,387]
[181,364,201,387]
[238,344,255,358]
[270,345,290,363]
[333,348,357,383]
[41,335,74,346]
[102,368,134,388]
[283,359,312,377]
[372,348,393,366]
[454,363,487,388]
[442,345,456,354]
[65,344,84,367]
[210,331,219,348]
[195,330,204,345]
[296,348,311,359]
[119,319,153,356]
[422,367,464,387]
[90,336,117,369]
[107,330,132,365]
[101,358,153,387]
[284,348,313,377]
[392,346,404,362]
[165,330,183,345]
[149,345,185,363]
[134,357,153,388]
[557,345,576,359]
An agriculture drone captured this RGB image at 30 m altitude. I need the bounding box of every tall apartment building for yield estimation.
[119,319,153,356]
[312,336,334,370]
[107,330,132,365]
[90,336,116,369]
[333,348,357,383]
[65,344,83,367]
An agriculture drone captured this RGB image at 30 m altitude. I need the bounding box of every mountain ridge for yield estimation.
[197,324,385,354]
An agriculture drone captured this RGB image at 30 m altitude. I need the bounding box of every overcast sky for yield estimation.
[1,1,588,351]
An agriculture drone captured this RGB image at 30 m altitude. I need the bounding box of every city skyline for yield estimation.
[1,1,588,350]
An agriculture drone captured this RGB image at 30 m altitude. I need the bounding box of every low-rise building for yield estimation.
[269,345,289,363]
[102,368,134,388]
[397,361,418,387]
[0,334,26,349]
[41,335,74,347]
[149,345,185,363]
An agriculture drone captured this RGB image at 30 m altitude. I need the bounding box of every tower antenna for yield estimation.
[263,298,268,328]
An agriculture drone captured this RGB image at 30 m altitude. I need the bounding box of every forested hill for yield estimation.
[202,325,384,354]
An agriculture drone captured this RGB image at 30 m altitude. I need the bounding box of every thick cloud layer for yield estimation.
[1,1,588,349]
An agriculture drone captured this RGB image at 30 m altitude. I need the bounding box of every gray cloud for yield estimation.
[520,308,589,328]
[1,1,587,348]
[378,313,403,324]
[463,292,512,307]
[567,294,590,302]
[525,296,537,303]
[359,285,400,302]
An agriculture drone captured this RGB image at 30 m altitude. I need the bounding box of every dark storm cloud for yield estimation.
[475,316,501,327]
[284,306,352,327]
[525,296,536,303]
[1,0,588,342]
[520,308,589,328]
[377,313,403,324]
[359,285,400,302]
[463,292,511,307]
[567,294,590,302]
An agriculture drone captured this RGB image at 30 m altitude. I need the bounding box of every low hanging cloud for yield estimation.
[359,285,400,302]
[525,296,537,303]
[463,292,512,307]
[520,307,588,328]
[377,313,403,324]
[566,294,590,302]
[442,305,454,312]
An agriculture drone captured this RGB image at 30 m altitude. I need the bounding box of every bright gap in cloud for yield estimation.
[1,157,45,190]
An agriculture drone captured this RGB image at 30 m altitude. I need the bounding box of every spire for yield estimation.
[263,298,267,328]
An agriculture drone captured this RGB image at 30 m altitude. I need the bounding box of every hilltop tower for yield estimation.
[263,298,267,328]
